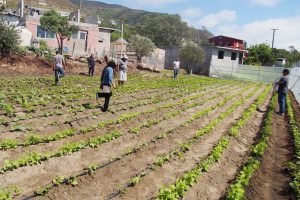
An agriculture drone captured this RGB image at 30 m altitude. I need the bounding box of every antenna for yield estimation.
[79,0,83,10]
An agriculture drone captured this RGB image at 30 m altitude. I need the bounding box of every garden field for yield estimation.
[0,72,299,200]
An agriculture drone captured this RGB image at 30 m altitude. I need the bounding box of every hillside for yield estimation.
[6,0,151,24]
[5,0,213,44]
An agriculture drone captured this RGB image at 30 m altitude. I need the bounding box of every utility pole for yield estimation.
[120,17,125,58]
[79,0,83,10]
[271,28,279,49]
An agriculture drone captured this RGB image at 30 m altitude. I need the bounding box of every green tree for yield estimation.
[186,26,214,46]
[245,44,275,66]
[111,24,133,42]
[128,34,156,62]
[287,49,300,67]
[40,10,78,54]
[0,21,20,59]
[180,41,205,74]
[135,14,189,47]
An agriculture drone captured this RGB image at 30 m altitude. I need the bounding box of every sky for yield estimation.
[96,0,300,50]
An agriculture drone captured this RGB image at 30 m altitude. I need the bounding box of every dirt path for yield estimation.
[245,106,294,200]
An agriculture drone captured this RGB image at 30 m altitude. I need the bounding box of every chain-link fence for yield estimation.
[210,64,284,83]
[290,67,300,103]
[210,64,300,103]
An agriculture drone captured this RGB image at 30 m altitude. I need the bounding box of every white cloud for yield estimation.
[197,10,237,29]
[180,7,203,27]
[249,0,281,6]
[181,8,203,19]
[216,16,300,50]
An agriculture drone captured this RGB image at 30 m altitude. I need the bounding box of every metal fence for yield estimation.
[210,64,300,103]
[210,63,284,83]
[290,67,300,103]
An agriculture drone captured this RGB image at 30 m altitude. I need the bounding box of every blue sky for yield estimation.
[96,0,300,49]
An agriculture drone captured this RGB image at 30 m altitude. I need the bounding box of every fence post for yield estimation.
[231,62,234,78]
[258,66,261,81]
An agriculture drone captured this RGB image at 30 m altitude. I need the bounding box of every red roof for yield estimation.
[208,35,244,43]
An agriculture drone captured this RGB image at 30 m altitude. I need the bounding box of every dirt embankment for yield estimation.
[0,55,90,76]
[0,55,140,76]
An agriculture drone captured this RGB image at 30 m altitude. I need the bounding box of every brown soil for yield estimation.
[0,55,90,76]
[114,86,266,200]
[0,55,139,77]
[0,86,228,165]
[183,91,272,200]
[0,84,249,197]
[245,101,295,200]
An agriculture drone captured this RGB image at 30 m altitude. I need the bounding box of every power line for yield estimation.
[271,28,279,49]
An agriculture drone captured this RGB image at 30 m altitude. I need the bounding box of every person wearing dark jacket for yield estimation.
[88,54,96,77]
[276,69,290,116]
[98,60,116,112]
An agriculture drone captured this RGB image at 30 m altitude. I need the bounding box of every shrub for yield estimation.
[0,21,20,59]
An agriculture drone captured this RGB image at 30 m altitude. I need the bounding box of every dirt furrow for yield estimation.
[182,91,272,200]
[0,86,206,140]
[112,87,266,200]
[0,85,234,164]
[245,106,294,200]
[32,86,262,200]
[0,85,254,197]
[0,86,194,136]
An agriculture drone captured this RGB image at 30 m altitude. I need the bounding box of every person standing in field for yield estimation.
[98,59,116,112]
[173,58,180,79]
[53,51,66,86]
[118,55,128,85]
[276,69,290,116]
[88,54,96,77]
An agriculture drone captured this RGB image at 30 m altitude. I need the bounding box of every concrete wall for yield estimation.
[142,48,166,69]
[16,27,32,47]
[164,47,180,69]
[164,46,211,76]
[210,48,242,67]
[25,16,112,56]
[98,29,111,56]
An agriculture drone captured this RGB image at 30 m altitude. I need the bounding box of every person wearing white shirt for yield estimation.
[173,58,180,79]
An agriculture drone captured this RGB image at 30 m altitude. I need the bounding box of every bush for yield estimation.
[180,41,205,74]
[0,21,20,59]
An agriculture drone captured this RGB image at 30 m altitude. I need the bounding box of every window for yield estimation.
[218,51,224,59]
[72,32,78,39]
[79,31,87,40]
[219,41,223,46]
[231,52,237,60]
[37,25,54,38]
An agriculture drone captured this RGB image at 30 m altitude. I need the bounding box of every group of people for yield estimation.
[54,51,291,116]
[54,51,128,112]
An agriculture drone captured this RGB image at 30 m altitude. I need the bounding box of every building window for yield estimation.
[79,31,87,40]
[72,32,78,39]
[219,41,223,46]
[218,50,224,59]
[231,52,237,60]
[37,25,54,38]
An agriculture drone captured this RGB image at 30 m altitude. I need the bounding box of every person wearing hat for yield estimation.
[118,55,128,85]
[98,59,116,112]
[276,68,290,116]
